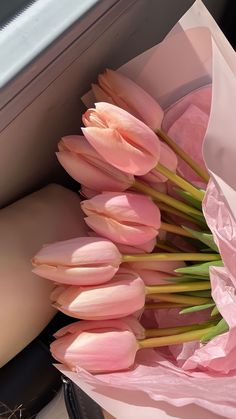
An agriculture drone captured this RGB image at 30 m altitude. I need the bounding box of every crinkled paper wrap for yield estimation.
[58,1,236,417]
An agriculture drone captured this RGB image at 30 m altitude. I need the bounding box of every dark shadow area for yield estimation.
[219,0,236,49]
[0,0,37,29]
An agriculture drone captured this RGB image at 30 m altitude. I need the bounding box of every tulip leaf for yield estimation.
[201,318,229,343]
[188,212,207,226]
[174,188,203,210]
[182,290,212,298]
[211,306,220,317]
[180,303,215,314]
[182,226,219,252]
[175,260,223,277]
[200,248,217,253]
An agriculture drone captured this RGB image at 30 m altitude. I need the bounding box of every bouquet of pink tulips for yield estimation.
[32,1,236,418]
[33,77,223,365]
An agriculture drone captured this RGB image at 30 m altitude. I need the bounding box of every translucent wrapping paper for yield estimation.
[57,2,236,417]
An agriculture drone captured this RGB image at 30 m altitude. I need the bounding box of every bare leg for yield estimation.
[0,184,87,367]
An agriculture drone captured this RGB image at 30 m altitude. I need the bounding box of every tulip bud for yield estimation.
[82,102,160,175]
[50,269,145,320]
[93,69,164,130]
[91,83,115,104]
[53,316,145,339]
[32,237,122,285]
[88,230,156,253]
[81,192,161,246]
[57,135,134,192]
[50,319,139,373]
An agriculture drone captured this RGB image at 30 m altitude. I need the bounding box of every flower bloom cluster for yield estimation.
[33,71,224,374]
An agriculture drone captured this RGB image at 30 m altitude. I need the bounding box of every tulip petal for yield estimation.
[57,151,133,192]
[98,69,164,130]
[116,238,156,254]
[32,237,121,285]
[84,214,158,246]
[94,102,160,154]
[32,236,121,267]
[33,263,119,285]
[54,276,145,320]
[82,126,157,175]
[82,101,160,176]
[81,192,160,227]
[57,151,128,191]
[51,330,138,373]
[53,316,145,340]
[91,83,115,104]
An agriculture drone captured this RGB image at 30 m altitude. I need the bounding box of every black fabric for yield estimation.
[0,339,61,418]
[220,0,236,49]
[63,377,104,419]
[0,313,72,418]
[0,313,104,418]
[39,312,78,346]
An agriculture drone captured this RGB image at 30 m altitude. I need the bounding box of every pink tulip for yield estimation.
[115,238,156,254]
[57,136,134,192]
[32,237,121,285]
[53,316,145,339]
[81,192,161,245]
[50,269,145,320]
[141,142,178,184]
[50,320,139,373]
[91,83,115,104]
[88,230,156,253]
[82,102,160,175]
[125,260,185,285]
[93,69,164,130]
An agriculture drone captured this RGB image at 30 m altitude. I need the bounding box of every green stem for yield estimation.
[134,179,203,218]
[157,202,205,227]
[145,319,218,338]
[145,302,185,310]
[138,326,214,348]
[156,128,210,183]
[145,281,211,295]
[160,222,195,238]
[155,241,180,253]
[155,163,205,202]
[122,252,221,263]
[147,293,212,305]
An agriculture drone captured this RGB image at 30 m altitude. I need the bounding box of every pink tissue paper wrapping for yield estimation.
[57,1,236,418]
